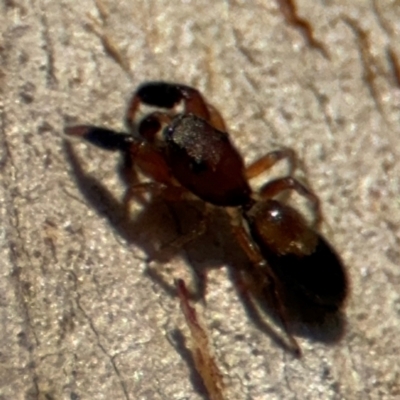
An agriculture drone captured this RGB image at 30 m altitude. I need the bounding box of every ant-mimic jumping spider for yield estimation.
[65,82,348,363]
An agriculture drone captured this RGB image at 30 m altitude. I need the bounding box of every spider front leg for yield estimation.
[64,125,177,209]
[125,81,217,129]
[65,125,137,151]
[65,125,151,202]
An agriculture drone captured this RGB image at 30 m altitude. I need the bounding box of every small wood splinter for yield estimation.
[176,279,226,400]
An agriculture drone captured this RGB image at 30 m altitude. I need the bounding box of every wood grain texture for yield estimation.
[1,1,399,399]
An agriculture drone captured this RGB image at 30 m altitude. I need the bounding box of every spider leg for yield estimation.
[234,230,302,357]
[161,203,211,251]
[232,267,302,357]
[205,102,227,132]
[65,124,183,209]
[65,125,136,151]
[125,81,211,129]
[227,207,301,356]
[245,148,296,180]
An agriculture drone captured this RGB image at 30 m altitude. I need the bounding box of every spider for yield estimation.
[65,82,348,358]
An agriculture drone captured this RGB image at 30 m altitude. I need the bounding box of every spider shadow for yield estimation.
[63,141,348,358]
[235,266,348,347]
[63,141,229,295]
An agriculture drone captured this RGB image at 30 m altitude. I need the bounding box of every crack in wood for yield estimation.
[276,0,330,59]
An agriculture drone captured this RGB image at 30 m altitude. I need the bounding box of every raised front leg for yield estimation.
[65,124,181,210]
[125,81,211,129]
[65,125,137,151]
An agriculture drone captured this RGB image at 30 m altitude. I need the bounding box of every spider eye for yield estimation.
[163,125,174,141]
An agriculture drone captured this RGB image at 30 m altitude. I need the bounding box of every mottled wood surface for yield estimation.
[1,1,399,399]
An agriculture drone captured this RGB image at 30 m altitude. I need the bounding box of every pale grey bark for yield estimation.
[1,1,399,399]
